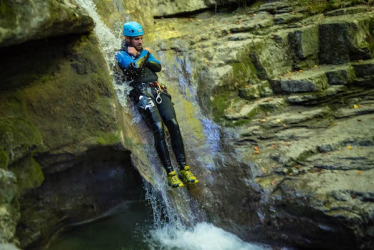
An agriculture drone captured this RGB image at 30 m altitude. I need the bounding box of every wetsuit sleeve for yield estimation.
[115,50,150,70]
[146,53,162,72]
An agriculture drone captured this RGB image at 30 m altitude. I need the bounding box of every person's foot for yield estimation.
[179,166,198,184]
[167,171,184,188]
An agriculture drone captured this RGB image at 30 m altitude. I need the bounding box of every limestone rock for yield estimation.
[319,13,374,64]
[257,97,285,110]
[324,85,347,96]
[266,107,330,126]
[224,99,259,120]
[325,5,370,16]
[274,12,305,25]
[335,102,374,118]
[0,0,94,48]
[288,24,319,60]
[280,71,328,93]
[326,65,356,85]
[230,12,274,33]
[287,92,327,104]
[352,59,374,78]
[0,169,19,244]
[238,81,274,100]
[0,244,20,250]
[259,1,295,14]
[249,36,293,80]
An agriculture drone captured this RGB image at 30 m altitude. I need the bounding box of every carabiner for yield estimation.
[156,91,162,104]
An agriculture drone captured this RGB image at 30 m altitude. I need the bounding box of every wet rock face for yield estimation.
[140,1,374,249]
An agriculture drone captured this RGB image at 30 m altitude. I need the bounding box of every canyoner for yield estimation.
[115,21,199,188]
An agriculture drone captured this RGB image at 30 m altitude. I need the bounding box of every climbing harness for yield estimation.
[150,82,167,104]
[135,82,167,109]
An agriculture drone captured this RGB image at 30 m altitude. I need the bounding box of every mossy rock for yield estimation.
[11,157,44,194]
[0,117,43,163]
[0,34,120,157]
[0,168,18,204]
[96,132,121,146]
[0,0,94,48]
[0,150,9,169]
[210,87,236,123]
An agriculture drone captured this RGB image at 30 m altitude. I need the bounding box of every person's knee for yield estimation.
[165,118,179,130]
[152,121,164,137]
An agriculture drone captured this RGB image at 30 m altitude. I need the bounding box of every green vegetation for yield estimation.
[0,117,43,162]
[0,149,8,169]
[96,132,120,146]
[210,87,235,123]
[0,0,16,28]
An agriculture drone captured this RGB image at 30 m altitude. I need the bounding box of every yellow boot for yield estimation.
[167,171,184,188]
[179,166,198,184]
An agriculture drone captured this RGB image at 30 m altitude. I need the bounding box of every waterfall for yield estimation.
[74,1,269,249]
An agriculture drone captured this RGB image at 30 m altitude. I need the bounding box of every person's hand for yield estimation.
[127,46,138,56]
[143,47,152,54]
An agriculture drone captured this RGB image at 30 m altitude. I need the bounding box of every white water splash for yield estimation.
[75,0,120,69]
[148,222,268,250]
[143,182,268,250]
[75,0,134,110]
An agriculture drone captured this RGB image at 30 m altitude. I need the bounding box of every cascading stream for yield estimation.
[72,1,269,249]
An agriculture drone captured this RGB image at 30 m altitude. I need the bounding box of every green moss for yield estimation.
[0,95,43,160]
[0,95,26,118]
[0,0,16,28]
[211,88,235,123]
[366,30,374,55]
[227,118,251,127]
[96,132,120,146]
[12,156,44,194]
[0,117,43,161]
[287,149,315,167]
[225,48,259,91]
[249,0,265,9]
[0,150,9,169]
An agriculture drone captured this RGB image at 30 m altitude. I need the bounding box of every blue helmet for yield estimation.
[123,21,144,37]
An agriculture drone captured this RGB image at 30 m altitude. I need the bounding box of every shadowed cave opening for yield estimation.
[16,147,147,250]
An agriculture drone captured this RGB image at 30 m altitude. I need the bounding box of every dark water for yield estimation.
[45,197,268,250]
[47,200,153,250]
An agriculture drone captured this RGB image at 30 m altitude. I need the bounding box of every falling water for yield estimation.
[69,1,269,249]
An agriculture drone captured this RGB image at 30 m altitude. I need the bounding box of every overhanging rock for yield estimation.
[0,0,94,48]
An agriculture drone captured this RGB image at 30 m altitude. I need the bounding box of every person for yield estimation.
[115,21,198,188]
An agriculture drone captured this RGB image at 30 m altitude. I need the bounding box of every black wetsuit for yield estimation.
[116,42,186,173]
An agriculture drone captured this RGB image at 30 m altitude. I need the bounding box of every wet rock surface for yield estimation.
[142,1,374,249]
